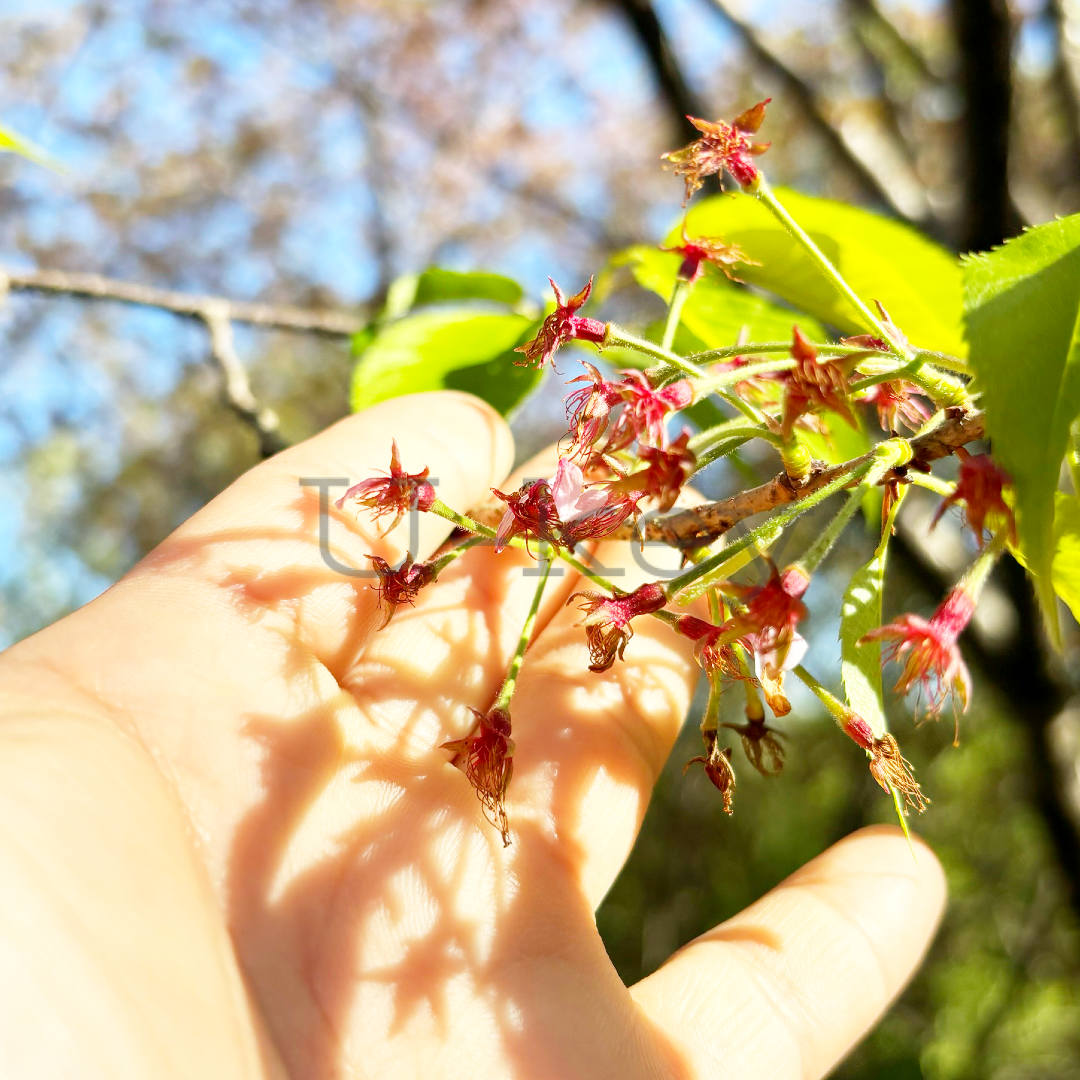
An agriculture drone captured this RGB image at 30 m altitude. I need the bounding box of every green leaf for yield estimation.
[840,493,903,737]
[613,245,825,345]
[380,268,525,320]
[350,308,539,417]
[963,215,1080,644]
[0,122,63,171]
[1045,492,1080,625]
[670,190,965,356]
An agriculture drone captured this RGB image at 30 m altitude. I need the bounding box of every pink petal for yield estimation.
[753,631,808,681]
[549,458,583,520]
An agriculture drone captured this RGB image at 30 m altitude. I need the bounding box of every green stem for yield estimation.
[848,361,922,395]
[794,485,864,575]
[698,588,726,733]
[427,535,488,575]
[662,278,692,352]
[603,324,697,375]
[688,421,780,454]
[690,340,872,364]
[494,547,552,709]
[793,665,845,719]
[904,472,956,497]
[692,357,796,396]
[718,388,766,424]
[956,530,1007,600]
[755,179,898,350]
[428,500,618,591]
[754,178,969,409]
[663,459,874,600]
[1070,422,1080,498]
[905,365,969,409]
[694,435,757,471]
[914,349,969,375]
[430,499,492,537]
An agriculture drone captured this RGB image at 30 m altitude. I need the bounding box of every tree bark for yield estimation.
[951,0,1021,251]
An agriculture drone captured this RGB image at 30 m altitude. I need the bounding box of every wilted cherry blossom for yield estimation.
[685,730,736,813]
[662,222,755,283]
[860,379,932,433]
[862,586,975,721]
[840,711,927,812]
[780,327,856,439]
[491,478,562,554]
[603,371,693,453]
[441,707,516,846]
[568,582,667,672]
[605,431,696,512]
[931,448,1016,546]
[662,99,771,201]
[493,458,640,554]
[727,565,811,716]
[367,553,437,628]
[722,716,786,777]
[514,277,606,370]
[336,440,436,534]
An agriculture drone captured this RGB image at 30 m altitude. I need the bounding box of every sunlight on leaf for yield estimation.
[351,308,539,417]
[840,492,903,740]
[673,190,964,356]
[963,215,1080,644]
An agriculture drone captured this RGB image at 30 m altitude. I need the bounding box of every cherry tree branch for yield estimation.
[465,408,985,548]
[0,265,367,335]
[0,263,368,458]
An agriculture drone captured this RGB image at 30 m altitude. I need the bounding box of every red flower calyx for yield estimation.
[336,440,436,534]
[493,458,640,554]
[569,582,668,672]
[862,585,975,725]
[931,448,1016,547]
[860,379,932,434]
[685,729,736,814]
[605,431,696,513]
[673,614,745,681]
[726,565,811,716]
[662,222,756,284]
[441,706,515,846]
[721,716,785,777]
[780,327,856,439]
[662,99,771,202]
[368,553,437,628]
[840,710,927,813]
[515,277,607,370]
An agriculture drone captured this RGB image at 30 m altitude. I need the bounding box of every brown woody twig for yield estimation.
[466,408,985,549]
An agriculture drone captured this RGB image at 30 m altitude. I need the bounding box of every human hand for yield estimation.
[0,391,945,1079]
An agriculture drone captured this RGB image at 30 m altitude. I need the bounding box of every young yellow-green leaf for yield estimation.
[380,268,525,319]
[0,122,63,171]
[839,492,904,737]
[1048,492,1080,624]
[671,190,965,356]
[963,215,1080,644]
[351,308,538,417]
[610,245,826,345]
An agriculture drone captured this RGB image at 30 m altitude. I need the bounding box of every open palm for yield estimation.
[0,391,945,1079]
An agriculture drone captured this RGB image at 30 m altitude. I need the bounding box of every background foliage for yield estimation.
[5,1,1080,1076]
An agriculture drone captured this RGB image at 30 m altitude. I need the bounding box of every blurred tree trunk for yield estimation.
[606,0,707,137]
[951,0,1020,251]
